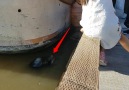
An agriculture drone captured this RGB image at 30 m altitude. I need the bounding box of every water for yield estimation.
[0,31,79,90]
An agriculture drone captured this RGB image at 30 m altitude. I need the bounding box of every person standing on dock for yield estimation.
[80,0,129,66]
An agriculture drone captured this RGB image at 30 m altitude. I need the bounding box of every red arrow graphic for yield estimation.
[53,27,70,53]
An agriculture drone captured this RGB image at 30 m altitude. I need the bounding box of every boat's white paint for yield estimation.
[0,0,70,52]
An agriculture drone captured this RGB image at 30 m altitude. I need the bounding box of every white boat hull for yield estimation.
[0,0,70,52]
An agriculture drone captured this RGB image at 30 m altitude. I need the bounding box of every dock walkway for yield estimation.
[58,34,100,90]
[100,45,129,90]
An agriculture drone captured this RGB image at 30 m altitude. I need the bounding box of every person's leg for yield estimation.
[99,46,107,66]
[115,0,126,19]
[119,33,129,52]
[123,6,129,33]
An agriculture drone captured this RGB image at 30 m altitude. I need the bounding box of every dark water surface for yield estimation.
[0,30,80,90]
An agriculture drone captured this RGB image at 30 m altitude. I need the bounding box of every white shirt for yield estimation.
[80,0,121,49]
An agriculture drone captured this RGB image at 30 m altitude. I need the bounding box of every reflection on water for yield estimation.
[0,33,78,90]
